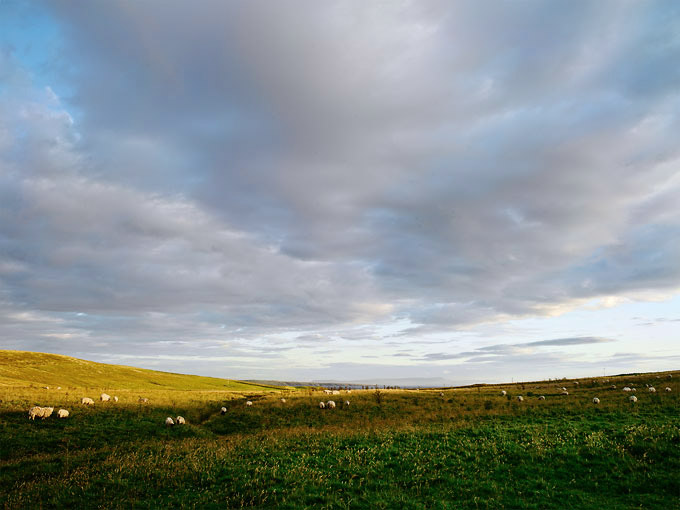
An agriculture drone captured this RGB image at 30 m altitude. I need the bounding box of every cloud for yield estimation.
[524,337,615,347]
[1,2,679,380]
[422,337,616,362]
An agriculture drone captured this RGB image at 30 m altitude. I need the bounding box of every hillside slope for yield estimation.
[0,350,283,391]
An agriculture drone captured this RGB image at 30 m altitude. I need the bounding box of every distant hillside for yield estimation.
[0,351,284,391]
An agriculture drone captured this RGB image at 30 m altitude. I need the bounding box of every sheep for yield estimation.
[631,388,636,392]
[668,374,673,379]
[517,396,524,402]
[165,417,175,427]
[220,407,227,414]
[592,397,600,404]
[323,389,333,395]
[56,387,61,390]
[500,390,507,396]
[245,401,253,406]
[332,390,340,395]
[28,406,44,420]
[561,387,567,392]
[665,387,672,392]
[81,397,94,406]
[138,397,149,403]
[280,398,287,403]
[176,416,185,425]
[344,400,350,407]
[622,387,631,392]
[629,395,637,403]
[113,396,119,403]
[574,381,580,386]
[28,406,39,420]
[610,385,616,389]
[57,409,69,418]
[43,386,49,390]
[319,401,326,409]
[648,387,656,393]
[346,390,352,394]
[439,392,444,397]
[326,400,336,409]
[100,393,111,402]
[538,396,546,400]
[561,391,569,396]
[36,406,54,419]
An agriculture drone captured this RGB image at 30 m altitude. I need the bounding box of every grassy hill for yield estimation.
[0,354,677,508]
[0,350,284,391]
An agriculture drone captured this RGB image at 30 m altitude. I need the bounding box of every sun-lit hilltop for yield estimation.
[0,350,284,391]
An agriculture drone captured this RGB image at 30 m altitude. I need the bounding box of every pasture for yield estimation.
[0,353,678,508]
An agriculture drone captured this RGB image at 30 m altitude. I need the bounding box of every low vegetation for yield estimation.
[0,351,678,508]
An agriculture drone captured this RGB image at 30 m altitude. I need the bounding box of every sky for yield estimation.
[1,1,679,386]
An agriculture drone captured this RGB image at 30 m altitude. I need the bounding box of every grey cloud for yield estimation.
[1,2,679,380]
[422,337,616,362]
[525,337,616,347]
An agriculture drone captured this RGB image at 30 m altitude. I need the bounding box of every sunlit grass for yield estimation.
[0,351,677,508]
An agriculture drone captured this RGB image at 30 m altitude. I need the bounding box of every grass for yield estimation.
[0,351,678,509]
[0,350,284,391]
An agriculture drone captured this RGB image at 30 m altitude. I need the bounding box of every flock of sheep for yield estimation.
[27,376,674,424]
[27,392,135,421]
[504,381,671,405]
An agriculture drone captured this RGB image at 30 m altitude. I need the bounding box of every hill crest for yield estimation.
[0,350,283,391]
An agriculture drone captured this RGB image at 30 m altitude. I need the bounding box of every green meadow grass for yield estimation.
[0,351,678,509]
[0,351,283,391]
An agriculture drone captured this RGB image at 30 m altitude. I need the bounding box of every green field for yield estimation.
[1,351,678,509]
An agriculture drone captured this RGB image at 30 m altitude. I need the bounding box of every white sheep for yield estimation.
[100,393,111,402]
[28,406,50,420]
[138,397,149,403]
[665,387,671,392]
[43,386,49,390]
[280,398,287,403]
[81,397,94,406]
[538,396,546,400]
[344,400,350,407]
[326,400,336,409]
[319,401,326,409]
[631,388,636,392]
[245,401,253,406]
[346,390,352,394]
[220,407,227,414]
[629,395,637,402]
[176,416,185,425]
[332,390,340,395]
[323,389,332,395]
[561,391,569,396]
[648,387,656,392]
[592,398,600,404]
[517,396,524,402]
[28,406,40,420]
[500,390,507,396]
[574,381,580,386]
[56,386,61,390]
[113,396,119,403]
[439,392,444,397]
[622,387,631,392]
[57,409,69,418]
[561,387,567,392]
[165,417,175,427]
